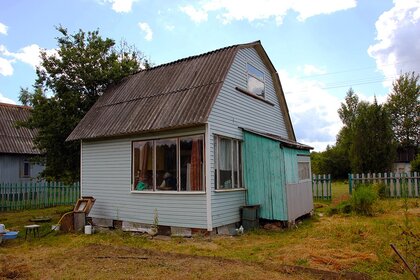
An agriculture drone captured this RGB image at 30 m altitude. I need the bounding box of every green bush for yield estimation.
[373,182,387,199]
[338,200,353,214]
[411,153,420,172]
[351,184,378,216]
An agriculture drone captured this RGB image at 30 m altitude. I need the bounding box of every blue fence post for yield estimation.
[349,173,352,195]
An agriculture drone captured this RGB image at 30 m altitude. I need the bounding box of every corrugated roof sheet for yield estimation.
[67,42,250,141]
[242,128,313,151]
[67,41,297,141]
[0,102,41,155]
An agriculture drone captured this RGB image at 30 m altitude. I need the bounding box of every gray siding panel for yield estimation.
[286,181,314,221]
[82,128,208,229]
[208,47,288,227]
[0,154,44,183]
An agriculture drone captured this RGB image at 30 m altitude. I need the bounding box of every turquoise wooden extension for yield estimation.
[243,131,312,221]
[243,131,287,220]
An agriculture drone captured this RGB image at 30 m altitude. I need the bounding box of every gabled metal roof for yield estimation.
[67,41,296,141]
[0,102,41,155]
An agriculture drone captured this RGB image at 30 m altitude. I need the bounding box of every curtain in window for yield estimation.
[140,142,149,179]
[190,139,202,191]
[219,138,231,170]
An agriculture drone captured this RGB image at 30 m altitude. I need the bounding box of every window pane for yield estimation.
[180,135,204,191]
[247,64,264,80]
[133,141,153,190]
[233,141,238,188]
[156,139,177,191]
[218,138,232,189]
[298,162,310,181]
[248,75,265,96]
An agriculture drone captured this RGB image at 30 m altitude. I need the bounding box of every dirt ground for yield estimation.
[0,242,374,280]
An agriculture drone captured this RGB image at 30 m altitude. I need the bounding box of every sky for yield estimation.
[1,0,419,151]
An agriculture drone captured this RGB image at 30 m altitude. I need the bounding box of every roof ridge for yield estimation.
[133,40,261,75]
[0,102,32,110]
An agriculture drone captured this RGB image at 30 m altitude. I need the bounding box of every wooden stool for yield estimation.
[25,224,40,240]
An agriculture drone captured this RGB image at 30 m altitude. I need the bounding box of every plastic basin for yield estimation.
[3,231,19,240]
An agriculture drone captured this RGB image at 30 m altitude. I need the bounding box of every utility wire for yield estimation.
[296,58,420,79]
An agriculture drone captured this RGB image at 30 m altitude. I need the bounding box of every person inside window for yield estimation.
[158,172,177,190]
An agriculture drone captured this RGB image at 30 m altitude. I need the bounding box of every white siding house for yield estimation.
[68,41,313,233]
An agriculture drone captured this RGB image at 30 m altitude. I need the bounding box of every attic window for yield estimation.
[247,63,265,97]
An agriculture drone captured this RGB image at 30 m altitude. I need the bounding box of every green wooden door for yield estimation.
[243,131,288,220]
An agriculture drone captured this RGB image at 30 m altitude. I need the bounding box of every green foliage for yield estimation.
[410,153,420,172]
[385,72,420,148]
[351,184,378,216]
[373,182,387,199]
[19,26,145,183]
[349,99,396,173]
[311,145,349,179]
[327,200,352,216]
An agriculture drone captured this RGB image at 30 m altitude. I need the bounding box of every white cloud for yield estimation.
[0,92,15,104]
[102,0,137,13]
[164,24,175,31]
[180,0,356,25]
[180,5,208,23]
[280,69,342,151]
[0,44,57,75]
[0,22,8,35]
[368,0,420,86]
[0,57,14,76]
[138,22,153,41]
[302,64,326,75]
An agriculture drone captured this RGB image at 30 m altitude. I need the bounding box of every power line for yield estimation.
[296,58,420,79]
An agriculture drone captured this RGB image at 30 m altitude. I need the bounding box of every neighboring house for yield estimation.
[0,102,44,183]
[393,146,418,173]
[67,41,313,233]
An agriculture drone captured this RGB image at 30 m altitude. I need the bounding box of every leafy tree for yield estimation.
[350,99,396,173]
[338,88,359,128]
[19,26,146,182]
[386,72,420,148]
[311,145,349,179]
[411,153,420,172]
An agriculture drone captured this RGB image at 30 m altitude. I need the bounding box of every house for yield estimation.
[393,145,418,173]
[0,102,44,183]
[67,41,313,234]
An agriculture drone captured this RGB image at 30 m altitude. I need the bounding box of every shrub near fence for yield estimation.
[349,172,419,198]
[0,182,80,211]
[312,174,332,200]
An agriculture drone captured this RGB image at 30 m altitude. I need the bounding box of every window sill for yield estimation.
[214,188,246,193]
[131,190,206,195]
[235,87,274,106]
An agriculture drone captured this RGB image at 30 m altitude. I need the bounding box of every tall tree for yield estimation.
[350,99,396,173]
[386,72,420,147]
[19,26,145,182]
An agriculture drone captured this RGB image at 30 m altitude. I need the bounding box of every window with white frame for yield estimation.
[298,155,311,181]
[247,63,265,97]
[215,136,243,189]
[132,135,204,192]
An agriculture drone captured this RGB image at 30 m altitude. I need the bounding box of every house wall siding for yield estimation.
[208,47,289,227]
[0,154,44,183]
[81,127,208,229]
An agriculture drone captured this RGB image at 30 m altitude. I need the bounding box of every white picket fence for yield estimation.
[349,172,419,198]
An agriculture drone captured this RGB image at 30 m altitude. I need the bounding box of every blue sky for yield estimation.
[1,0,419,151]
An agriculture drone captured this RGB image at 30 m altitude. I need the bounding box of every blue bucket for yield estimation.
[3,231,19,240]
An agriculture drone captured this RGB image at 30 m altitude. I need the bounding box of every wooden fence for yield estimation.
[0,182,80,211]
[349,172,419,198]
[312,174,332,200]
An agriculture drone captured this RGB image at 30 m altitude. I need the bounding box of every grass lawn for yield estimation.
[1,183,419,280]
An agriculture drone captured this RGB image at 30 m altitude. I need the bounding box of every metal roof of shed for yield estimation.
[0,102,41,155]
[67,41,296,141]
